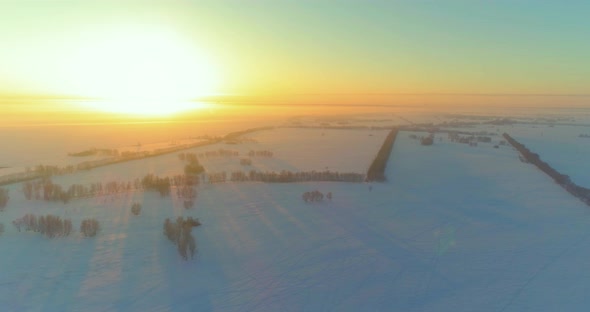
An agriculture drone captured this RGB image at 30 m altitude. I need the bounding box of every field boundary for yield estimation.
[366,128,399,182]
[503,133,590,206]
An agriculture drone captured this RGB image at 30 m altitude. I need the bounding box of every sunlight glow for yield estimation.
[64,26,220,116]
[78,99,211,116]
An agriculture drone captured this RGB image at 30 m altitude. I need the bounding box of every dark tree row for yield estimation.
[448,132,492,144]
[68,148,118,157]
[302,190,332,203]
[206,170,364,183]
[140,174,172,196]
[197,149,239,158]
[366,128,399,182]
[12,214,73,238]
[22,173,200,203]
[247,150,273,157]
[26,164,76,177]
[504,133,590,205]
[22,179,72,203]
[163,217,201,260]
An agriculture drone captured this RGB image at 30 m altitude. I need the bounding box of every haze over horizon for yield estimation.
[1,0,590,118]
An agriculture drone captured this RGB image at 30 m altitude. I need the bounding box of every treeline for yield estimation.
[206,170,364,183]
[503,133,590,206]
[223,126,274,141]
[247,150,273,157]
[366,128,399,182]
[12,214,101,238]
[302,190,332,203]
[12,214,72,237]
[180,149,274,159]
[200,149,239,158]
[22,173,199,203]
[68,148,118,157]
[28,164,77,176]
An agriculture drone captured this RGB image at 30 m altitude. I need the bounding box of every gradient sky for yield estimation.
[1,0,589,107]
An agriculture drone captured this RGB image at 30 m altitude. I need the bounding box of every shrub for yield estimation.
[302,190,324,203]
[0,188,9,211]
[80,218,100,237]
[163,218,180,243]
[184,162,205,175]
[131,203,142,216]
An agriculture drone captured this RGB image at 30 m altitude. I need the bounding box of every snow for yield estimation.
[1,126,590,311]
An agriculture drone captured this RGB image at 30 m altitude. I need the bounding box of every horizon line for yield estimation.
[2,92,590,100]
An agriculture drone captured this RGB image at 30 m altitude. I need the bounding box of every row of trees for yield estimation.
[302,190,332,203]
[68,148,118,157]
[196,149,239,158]
[448,133,492,144]
[207,170,364,183]
[179,149,273,160]
[247,150,273,157]
[21,173,198,203]
[504,133,590,206]
[163,217,201,260]
[366,128,398,182]
[140,174,172,196]
[22,179,72,203]
[26,164,76,177]
[12,214,73,238]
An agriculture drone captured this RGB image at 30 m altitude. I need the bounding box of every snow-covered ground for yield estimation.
[1,126,590,311]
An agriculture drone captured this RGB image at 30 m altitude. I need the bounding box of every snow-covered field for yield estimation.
[1,125,590,311]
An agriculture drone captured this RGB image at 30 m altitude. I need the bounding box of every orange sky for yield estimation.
[1,1,589,117]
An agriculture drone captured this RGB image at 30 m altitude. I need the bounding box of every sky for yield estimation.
[1,0,589,111]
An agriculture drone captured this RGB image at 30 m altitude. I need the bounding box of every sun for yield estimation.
[63,27,220,116]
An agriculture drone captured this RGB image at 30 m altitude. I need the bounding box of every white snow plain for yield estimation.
[0,127,589,311]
